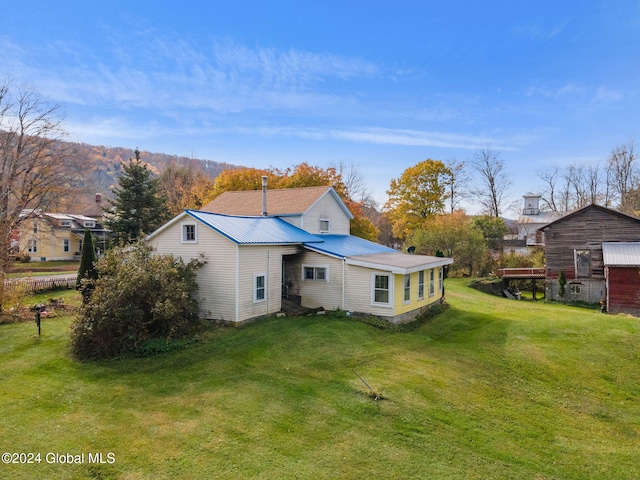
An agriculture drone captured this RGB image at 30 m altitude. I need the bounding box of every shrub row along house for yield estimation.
[148,181,452,324]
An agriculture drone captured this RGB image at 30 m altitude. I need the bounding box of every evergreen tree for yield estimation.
[105,149,170,243]
[76,228,98,302]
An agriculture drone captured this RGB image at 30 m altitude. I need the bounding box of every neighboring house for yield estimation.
[602,242,640,316]
[148,184,453,324]
[510,193,563,254]
[17,210,109,261]
[539,204,640,304]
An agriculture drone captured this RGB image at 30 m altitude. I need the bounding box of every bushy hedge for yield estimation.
[70,242,204,360]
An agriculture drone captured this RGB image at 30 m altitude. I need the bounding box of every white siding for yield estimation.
[344,265,396,317]
[279,215,303,229]
[149,219,237,322]
[237,245,299,321]
[302,192,351,234]
[289,251,344,310]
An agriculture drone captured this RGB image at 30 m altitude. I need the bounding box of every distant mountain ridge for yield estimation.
[40,139,241,215]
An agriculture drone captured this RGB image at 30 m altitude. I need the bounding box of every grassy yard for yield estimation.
[1,279,639,479]
[7,260,79,278]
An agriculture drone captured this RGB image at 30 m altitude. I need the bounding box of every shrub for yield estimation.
[70,242,204,360]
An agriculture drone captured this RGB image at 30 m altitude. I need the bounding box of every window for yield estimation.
[33,223,38,234]
[182,223,197,243]
[254,274,266,303]
[403,274,411,302]
[63,239,70,253]
[373,274,391,305]
[28,239,37,253]
[303,266,328,281]
[319,219,330,232]
[84,221,96,228]
[570,284,581,294]
[61,221,71,228]
[575,250,591,277]
[418,270,425,299]
[429,269,435,296]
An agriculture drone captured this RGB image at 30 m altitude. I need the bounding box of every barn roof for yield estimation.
[539,204,640,231]
[602,242,640,266]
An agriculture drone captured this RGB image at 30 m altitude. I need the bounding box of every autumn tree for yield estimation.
[208,167,281,199]
[471,148,511,217]
[0,81,67,311]
[208,163,379,241]
[407,211,487,276]
[104,149,170,243]
[159,160,216,215]
[384,159,451,238]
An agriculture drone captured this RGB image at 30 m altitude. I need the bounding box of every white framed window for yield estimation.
[61,220,72,228]
[63,239,70,253]
[418,270,425,299]
[319,218,330,233]
[429,269,435,296]
[181,223,197,243]
[372,273,391,306]
[403,274,411,303]
[570,284,581,294]
[84,221,96,228]
[28,239,37,253]
[302,265,328,282]
[254,273,266,303]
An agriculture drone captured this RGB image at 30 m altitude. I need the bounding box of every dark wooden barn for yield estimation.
[539,204,640,305]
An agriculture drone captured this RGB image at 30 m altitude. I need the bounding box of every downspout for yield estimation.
[235,244,239,323]
[342,257,345,311]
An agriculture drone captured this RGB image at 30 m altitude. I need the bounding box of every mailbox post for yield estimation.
[35,306,41,336]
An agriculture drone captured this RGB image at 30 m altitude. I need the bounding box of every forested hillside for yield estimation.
[49,140,240,213]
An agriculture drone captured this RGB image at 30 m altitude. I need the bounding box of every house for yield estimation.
[148,183,452,324]
[602,242,640,316]
[539,204,640,304]
[17,210,109,261]
[509,193,563,254]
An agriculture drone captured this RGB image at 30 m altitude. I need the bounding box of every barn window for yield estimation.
[575,250,591,278]
[570,284,581,295]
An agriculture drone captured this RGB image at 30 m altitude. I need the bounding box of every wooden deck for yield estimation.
[497,268,546,279]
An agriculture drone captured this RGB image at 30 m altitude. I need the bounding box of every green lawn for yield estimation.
[7,260,79,278]
[1,279,639,479]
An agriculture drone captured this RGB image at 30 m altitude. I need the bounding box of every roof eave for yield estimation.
[346,256,454,275]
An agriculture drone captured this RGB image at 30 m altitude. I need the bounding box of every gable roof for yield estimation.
[201,185,354,219]
[539,204,640,231]
[149,210,324,245]
[602,242,640,266]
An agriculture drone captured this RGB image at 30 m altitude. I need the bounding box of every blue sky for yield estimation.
[2,1,639,215]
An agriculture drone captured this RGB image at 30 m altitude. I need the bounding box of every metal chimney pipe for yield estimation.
[261,176,268,216]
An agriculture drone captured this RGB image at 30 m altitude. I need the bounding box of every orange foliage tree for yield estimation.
[208,163,379,241]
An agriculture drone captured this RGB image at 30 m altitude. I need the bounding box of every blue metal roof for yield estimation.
[304,234,397,258]
[186,210,324,245]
